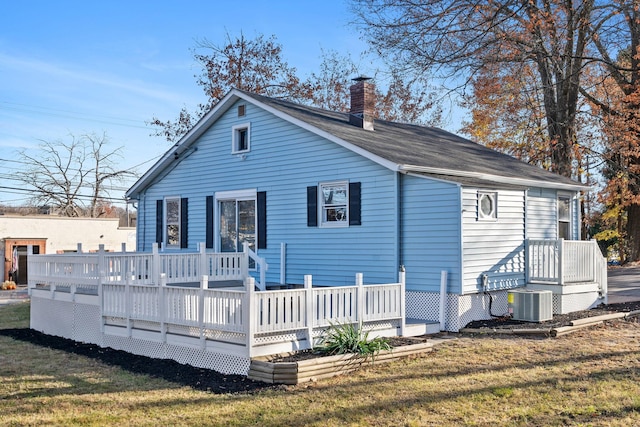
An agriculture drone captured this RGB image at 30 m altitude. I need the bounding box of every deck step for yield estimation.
[403,319,440,336]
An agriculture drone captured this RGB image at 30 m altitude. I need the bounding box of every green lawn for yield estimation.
[1,301,639,426]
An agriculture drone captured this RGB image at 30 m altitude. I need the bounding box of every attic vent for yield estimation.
[238,105,246,117]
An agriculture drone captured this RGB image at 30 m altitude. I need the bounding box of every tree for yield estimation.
[304,50,443,125]
[580,2,640,261]
[352,0,595,178]
[150,32,315,142]
[16,133,134,217]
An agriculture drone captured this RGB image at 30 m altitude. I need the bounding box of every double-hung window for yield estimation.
[558,195,571,239]
[320,181,348,227]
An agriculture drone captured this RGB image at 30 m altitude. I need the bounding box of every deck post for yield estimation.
[152,243,160,286]
[199,274,208,349]
[199,242,207,278]
[524,240,531,283]
[558,239,564,285]
[304,275,313,347]
[399,266,406,337]
[121,242,127,253]
[159,273,167,342]
[98,244,105,333]
[245,276,256,357]
[356,273,364,328]
[77,243,83,253]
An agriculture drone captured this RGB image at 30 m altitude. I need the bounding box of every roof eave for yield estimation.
[398,164,590,192]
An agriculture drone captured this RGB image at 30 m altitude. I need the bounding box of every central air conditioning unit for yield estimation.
[508,289,553,322]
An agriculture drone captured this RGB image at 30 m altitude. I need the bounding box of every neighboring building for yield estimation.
[125,79,600,331]
[1,215,135,284]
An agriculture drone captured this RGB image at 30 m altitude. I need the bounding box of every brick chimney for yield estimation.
[349,76,375,131]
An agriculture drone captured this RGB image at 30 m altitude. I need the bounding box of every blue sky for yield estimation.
[0,1,399,206]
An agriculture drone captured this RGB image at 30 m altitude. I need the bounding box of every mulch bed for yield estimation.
[0,328,281,394]
[463,300,640,330]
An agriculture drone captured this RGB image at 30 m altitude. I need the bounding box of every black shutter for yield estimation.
[257,191,267,249]
[307,186,318,227]
[206,196,214,249]
[349,182,361,226]
[155,200,163,245]
[180,198,188,249]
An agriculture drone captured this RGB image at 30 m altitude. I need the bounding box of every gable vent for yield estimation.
[238,105,246,117]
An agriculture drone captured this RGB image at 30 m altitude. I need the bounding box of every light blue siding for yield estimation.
[526,188,581,240]
[526,188,558,239]
[401,175,462,293]
[138,100,398,286]
[461,188,526,294]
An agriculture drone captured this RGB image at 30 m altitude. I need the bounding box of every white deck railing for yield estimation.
[29,242,260,291]
[526,239,607,286]
[28,244,406,358]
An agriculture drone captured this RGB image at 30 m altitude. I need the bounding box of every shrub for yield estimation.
[317,321,391,360]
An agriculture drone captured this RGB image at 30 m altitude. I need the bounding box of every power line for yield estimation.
[0,101,151,130]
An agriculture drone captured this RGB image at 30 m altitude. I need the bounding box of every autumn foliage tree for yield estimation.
[151,33,442,142]
[353,0,595,179]
[150,32,315,142]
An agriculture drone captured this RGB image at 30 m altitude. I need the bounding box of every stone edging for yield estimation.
[248,339,449,385]
[460,311,640,337]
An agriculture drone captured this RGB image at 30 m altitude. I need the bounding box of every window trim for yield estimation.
[319,180,349,228]
[164,196,181,248]
[477,191,498,221]
[232,122,251,154]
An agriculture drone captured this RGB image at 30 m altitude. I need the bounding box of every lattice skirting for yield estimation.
[30,296,251,375]
[406,291,510,332]
[31,296,103,346]
[103,334,250,375]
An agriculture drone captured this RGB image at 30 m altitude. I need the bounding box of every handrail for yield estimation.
[526,239,607,286]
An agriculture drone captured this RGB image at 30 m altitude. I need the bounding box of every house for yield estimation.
[1,215,135,284]
[125,78,605,332]
[27,79,606,376]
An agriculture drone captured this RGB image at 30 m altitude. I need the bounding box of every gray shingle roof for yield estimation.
[242,91,584,189]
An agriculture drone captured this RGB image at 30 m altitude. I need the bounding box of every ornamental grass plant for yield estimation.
[316,321,391,360]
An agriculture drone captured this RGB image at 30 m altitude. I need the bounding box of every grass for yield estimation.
[2,301,640,426]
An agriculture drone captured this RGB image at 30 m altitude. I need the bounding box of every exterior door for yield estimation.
[219,198,256,255]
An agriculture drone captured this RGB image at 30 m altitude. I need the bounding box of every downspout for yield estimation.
[139,191,145,252]
[396,171,403,271]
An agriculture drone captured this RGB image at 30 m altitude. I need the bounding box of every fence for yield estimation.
[526,239,607,286]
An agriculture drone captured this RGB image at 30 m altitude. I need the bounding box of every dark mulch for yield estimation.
[0,328,280,394]
[3,301,639,394]
[464,300,640,330]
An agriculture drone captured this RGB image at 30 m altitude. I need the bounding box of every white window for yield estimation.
[558,195,571,239]
[478,192,497,220]
[320,181,348,227]
[232,123,250,153]
[165,197,181,247]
